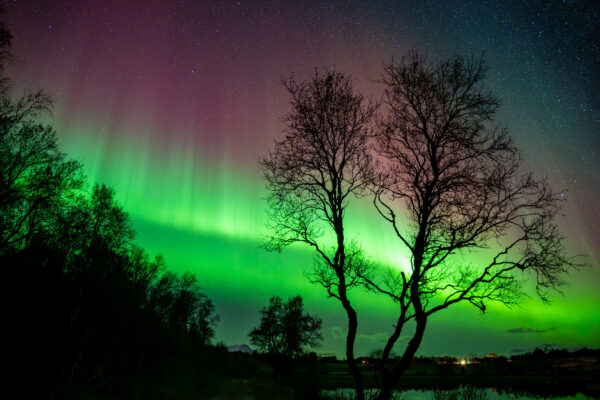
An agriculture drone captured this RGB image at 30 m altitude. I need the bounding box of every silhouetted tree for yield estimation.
[260,69,376,399]
[249,295,322,382]
[0,21,81,253]
[366,52,582,400]
[1,18,223,399]
[148,270,218,345]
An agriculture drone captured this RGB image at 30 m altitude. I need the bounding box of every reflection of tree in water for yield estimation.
[320,386,488,400]
[433,385,488,400]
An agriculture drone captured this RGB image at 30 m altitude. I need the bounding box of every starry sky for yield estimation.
[5,0,599,357]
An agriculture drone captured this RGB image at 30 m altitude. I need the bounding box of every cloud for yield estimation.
[331,326,345,340]
[329,328,409,346]
[509,348,527,354]
[357,332,390,344]
[357,332,410,346]
[505,327,556,334]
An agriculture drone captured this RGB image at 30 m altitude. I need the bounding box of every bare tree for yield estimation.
[364,52,583,400]
[260,69,376,400]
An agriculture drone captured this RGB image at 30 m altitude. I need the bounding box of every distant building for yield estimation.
[486,352,499,358]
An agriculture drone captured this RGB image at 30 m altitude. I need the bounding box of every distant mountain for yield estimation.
[227,344,255,354]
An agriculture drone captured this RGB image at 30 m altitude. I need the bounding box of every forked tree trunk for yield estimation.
[335,215,365,400]
[340,295,364,400]
[376,314,426,400]
[378,241,427,400]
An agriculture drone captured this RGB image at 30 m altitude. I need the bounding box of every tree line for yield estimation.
[0,20,221,399]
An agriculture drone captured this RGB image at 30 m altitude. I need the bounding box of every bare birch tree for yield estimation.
[260,69,376,400]
[368,52,582,400]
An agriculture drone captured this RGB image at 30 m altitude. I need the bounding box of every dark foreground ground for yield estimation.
[206,350,600,399]
[28,349,600,399]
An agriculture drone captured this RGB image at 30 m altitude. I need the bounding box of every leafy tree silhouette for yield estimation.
[148,270,218,345]
[0,46,81,252]
[249,295,322,383]
[0,19,220,398]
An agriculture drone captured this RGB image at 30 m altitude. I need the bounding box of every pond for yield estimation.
[320,385,599,400]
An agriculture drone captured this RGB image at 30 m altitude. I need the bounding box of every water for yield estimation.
[320,386,599,400]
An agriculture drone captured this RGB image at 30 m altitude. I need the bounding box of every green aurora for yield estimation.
[6,0,599,357]
[55,117,600,357]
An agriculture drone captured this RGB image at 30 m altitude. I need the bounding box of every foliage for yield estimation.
[250,295,322,359]
[148,270,218,345]
[2,180,220,397]
[0,86,81,253]
[0,21,220,398]
[250,295,322,385]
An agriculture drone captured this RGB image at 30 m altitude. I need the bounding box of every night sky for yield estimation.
[5,0,599,357]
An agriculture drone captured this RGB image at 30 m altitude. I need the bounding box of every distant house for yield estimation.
[486,353,499,358]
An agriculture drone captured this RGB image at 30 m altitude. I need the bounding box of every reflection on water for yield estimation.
[433,385,488,400]
[320,385,598,400]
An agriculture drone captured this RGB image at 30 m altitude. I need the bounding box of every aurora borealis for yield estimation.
[5,0,599,357]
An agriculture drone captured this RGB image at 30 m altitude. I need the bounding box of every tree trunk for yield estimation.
[376,314,426,400]
[381,310,406,370]
[378,239,427,400]
[333,208,365,400]
[341,295,365,400]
